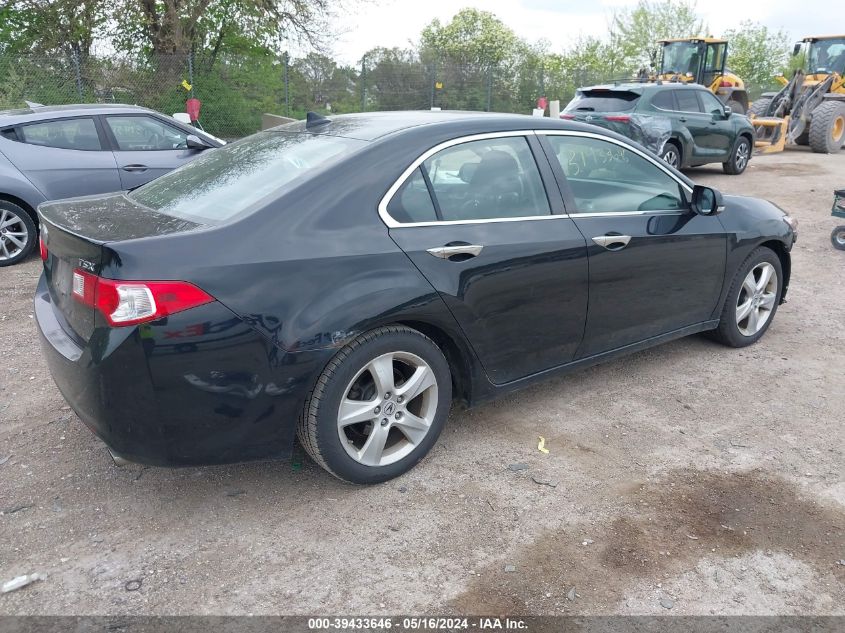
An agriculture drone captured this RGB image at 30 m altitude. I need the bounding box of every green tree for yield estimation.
[612,0,705,71]
[721,21,790,98]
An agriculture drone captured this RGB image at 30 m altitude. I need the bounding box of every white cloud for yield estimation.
[326,0,827,65]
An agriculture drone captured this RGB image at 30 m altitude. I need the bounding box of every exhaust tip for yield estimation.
[108,450,131,468]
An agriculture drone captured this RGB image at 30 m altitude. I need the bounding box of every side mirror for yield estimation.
[186,134,211,150]
[691,184,724,216]
[792,42,802,57]
[723,105,732,118]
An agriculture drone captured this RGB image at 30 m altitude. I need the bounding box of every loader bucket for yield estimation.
[751,115,790,154]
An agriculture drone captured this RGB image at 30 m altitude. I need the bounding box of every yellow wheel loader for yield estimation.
[750,35,845,154]
[655,38,749,114]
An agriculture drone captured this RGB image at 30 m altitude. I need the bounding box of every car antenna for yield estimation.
[306,111,331,129]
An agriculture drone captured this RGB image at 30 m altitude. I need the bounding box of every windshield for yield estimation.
[129,131,366,224]
[661,42,702,75]
[565,90,639,112]
[807,38,845,74]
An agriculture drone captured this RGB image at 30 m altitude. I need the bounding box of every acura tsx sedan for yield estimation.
[35,111,797,484]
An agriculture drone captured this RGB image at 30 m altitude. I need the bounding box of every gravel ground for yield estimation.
[0,148,843,616]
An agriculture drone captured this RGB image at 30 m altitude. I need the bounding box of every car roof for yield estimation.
[578,82,705,94]
[267,110,602,142]
[0,103,165,125]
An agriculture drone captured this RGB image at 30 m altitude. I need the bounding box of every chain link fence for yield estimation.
[0,52,605,139]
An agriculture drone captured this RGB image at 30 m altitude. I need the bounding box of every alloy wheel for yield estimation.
[735,262,778,336]
[662,148,680,168]
[735,140,750,172]
[0,208,29,262]
[337,351,439,467]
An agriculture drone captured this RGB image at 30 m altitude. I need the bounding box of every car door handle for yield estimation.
[121,165,148,172]
[678,117,687,123]
[426,244,484,260]
[592,235,632,251]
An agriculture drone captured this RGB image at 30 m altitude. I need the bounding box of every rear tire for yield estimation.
[710,247,782,348]
[808,101,845,154]
[660,141,682,169]
[297,325,452,484]
[0,200,37,267]
[722,135,752,175]
[832,225,845,250]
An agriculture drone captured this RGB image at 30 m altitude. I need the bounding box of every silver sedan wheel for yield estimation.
[735,140,750,172]
[736,262,778,336]
[337,351,439,467]
[0,208,29,261]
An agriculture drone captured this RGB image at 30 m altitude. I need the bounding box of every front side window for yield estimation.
[129,132,365,224]
[106,115,189,151]
[545,135,687,213]
[18,118,101,150]
[420,136,550,222]
[699,91,726,116]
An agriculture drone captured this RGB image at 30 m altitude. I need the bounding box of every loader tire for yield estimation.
[794,129,810,146]
[748,98,772,118]
[808,101,845,154]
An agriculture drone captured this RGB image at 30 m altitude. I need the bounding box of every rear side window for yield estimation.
[129,132,365,224]
[1,128,18,141]
[651,90,676,111]
[387,168,437,223]
[422,136,550,222]
[566,90,639,112]
[18,118,101,150]
[674,90,702,113]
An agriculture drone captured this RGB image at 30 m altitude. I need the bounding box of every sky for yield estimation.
[325,0,832,64]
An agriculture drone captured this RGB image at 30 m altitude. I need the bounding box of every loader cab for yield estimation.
[800,36,845,76]
[658,38,728,88]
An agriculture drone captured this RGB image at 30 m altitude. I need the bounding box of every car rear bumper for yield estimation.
[34,273,330,466]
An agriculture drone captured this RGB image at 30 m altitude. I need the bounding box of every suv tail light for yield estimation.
[71,269,214,327]
[560,113,575,120]
[604,115,631,123]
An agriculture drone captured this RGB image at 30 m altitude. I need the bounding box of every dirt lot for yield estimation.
[1,148,843,616]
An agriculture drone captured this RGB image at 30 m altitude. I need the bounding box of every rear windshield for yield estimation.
[565,90,640,113]
[129,131,365,224]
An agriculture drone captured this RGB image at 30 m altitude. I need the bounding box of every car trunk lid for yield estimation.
[38,193,202,343]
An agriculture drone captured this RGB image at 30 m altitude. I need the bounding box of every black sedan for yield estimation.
[35,111,797,484]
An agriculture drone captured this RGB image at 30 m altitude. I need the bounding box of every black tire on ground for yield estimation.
[722,135,752,175]
[297,325,452,484]
[748,97,772,118]
[808,101,845,154]
[0,200,37,267]
[794,128,810,146]
[710,246,783,348]
[660,140,682,169]
[727,99,746,115]
[832,225,845,250]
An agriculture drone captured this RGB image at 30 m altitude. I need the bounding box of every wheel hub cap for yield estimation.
[337,351,439,467]
[735,262,777,337]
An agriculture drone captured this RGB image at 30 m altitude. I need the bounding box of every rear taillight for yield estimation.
[604,115,631,123]
[72,269,214,327]
[39,236,48,262]
[560,113,575,120]
[719,80,732,88]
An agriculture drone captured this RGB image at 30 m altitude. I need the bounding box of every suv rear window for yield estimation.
[565,90,640,112]
[129,131,365,224]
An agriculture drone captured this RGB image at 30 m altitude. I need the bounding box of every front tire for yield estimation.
[711,247,783,348]
[832,225,845,250]
[808,101,845,154]
[0,201,37,267]
[297,325,452,484]
[723,135,752,175]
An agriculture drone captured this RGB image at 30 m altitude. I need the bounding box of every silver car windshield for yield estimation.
[128,131,366,224]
